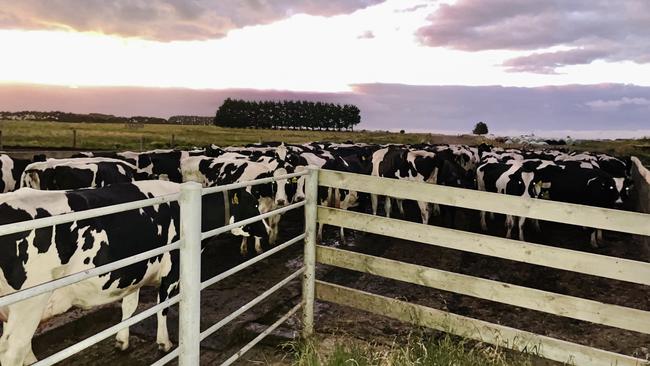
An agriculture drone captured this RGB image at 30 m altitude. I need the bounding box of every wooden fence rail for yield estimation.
[316,282,646,366]
[319,170,650,236]
[309,169,650,366]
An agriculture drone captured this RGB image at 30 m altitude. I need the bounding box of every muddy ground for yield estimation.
[29,203,650,365]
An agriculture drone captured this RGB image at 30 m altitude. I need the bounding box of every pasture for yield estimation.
[2,119,649,165]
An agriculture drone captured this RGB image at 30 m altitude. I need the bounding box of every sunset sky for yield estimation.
[1,0,649,137]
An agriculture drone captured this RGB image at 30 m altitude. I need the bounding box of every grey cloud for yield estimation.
[416,0,650,73]
[357,30,375,39]
[2,83,650,138]
[0,0,384,41]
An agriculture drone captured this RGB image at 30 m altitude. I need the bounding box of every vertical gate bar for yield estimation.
[179,182,202,366]
[302,166,318,337]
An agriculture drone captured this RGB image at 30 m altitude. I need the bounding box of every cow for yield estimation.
[370,147,440,225]
[20,158,147,190]
[315,156,364,242]
[0,155,32,193]
[0,181,266,366]
[74,149,205,183]
[181,156,295,253]
[435,158,475,227]
[533,164,624,247]
[477,159,558,241]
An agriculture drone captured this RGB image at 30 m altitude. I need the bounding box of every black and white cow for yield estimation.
[477,159,558,241]
[0,154,31,193]
[316,155,365,242]
[370,147,440,224]
[181,156,295,252]
[74,149,204,183]
[0,181,266,365]
[20,158,147,190]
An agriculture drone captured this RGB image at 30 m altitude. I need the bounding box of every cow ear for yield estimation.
[231,193,239,205]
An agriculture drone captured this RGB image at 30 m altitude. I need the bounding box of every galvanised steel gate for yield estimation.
[0,168,316,366]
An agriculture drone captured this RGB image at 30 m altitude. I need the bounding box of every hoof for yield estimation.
[158,342,173,353]
[115,339,129,351]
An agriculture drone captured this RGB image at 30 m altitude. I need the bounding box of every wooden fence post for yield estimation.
[302,166,318,337]
[72,129,77,149]
[171,134,175,147]
[140,136,144,151]
[178,182,202,365]
[0,130,3,150]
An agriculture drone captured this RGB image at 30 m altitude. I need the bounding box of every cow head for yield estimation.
[224,189,269,242]
[338,189,359,210]
[272,168,290,206]
[292,166,308,202]
[531,180,552,199]
[21,169,41,189]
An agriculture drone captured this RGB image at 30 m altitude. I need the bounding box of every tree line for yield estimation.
[0,111,212,125]
[213,98,361,130]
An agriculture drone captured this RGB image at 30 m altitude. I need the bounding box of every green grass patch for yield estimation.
[284,332,537,366]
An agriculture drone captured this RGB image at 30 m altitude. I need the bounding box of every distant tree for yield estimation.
[400,129,405,134]
[473,121,489,135]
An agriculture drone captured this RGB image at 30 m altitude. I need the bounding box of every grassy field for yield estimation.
[0,120,477,151]
[284,332,536,366]
[1,120,648,164]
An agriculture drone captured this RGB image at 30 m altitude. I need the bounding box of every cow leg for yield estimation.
[339,227,345,243]
[317,223,324,243]
[432,203,440,217]
[480,211,487,231]
[23,343,36,366]
[590,230,599,248]
[532,219,541,232]
[254,236,263,254]
[115,289,140,351]
[156,279,177,352]
[240,237,248,256]
[156,310,173,352]
[597,229,603,242]
[518,217,526,242]
[397,199,405,216]
[418,201,430,225]
[0,294,50,366]
[384,197,392,218]
[370,194,378,216]
[505,215,514,239]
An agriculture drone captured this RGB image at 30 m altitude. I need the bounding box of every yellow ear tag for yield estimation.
[231,193,239,205]
[291,177,298,183]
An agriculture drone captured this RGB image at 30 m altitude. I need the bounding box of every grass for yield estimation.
[0,120,470,151]
[0,120,648,165]
[284,332,538,366]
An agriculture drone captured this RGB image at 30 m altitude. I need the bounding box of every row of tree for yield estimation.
[213,98,361,130]
[0,111,212,125]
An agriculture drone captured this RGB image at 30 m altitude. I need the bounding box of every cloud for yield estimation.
[416,0,650,73]
[2,82,650,138]
[394,3,430,13]
[357,30,375,39]
[585,97,650,111]
[0,0,385,41]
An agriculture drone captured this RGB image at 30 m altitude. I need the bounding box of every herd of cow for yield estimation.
[0,141,635,365]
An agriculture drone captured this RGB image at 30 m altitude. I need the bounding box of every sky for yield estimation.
[0,0,649,138]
